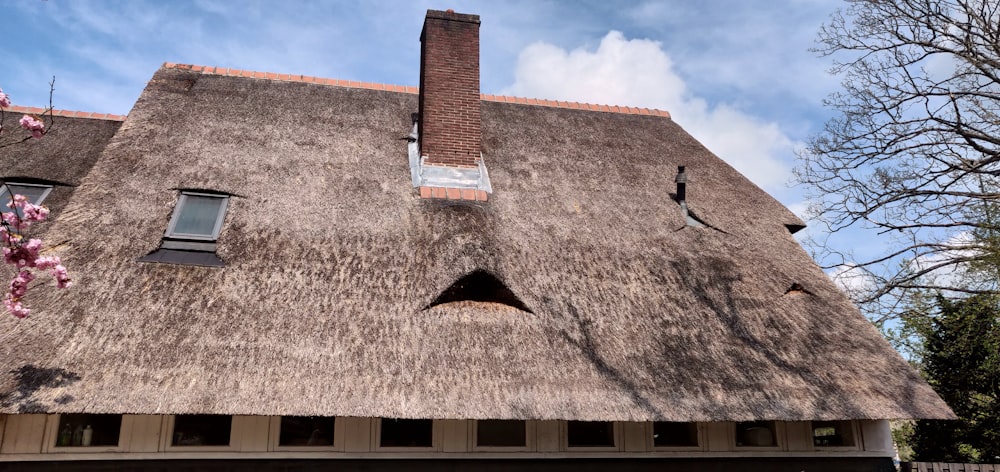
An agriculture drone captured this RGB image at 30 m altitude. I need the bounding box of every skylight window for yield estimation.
[1,182,53,219]
[139,190,231,267]
[166,192,229,240]
[1,182,52,206]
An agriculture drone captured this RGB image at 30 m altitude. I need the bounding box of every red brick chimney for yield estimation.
[418,9,481,168]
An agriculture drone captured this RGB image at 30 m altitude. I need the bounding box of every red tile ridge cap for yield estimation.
[481,93,670,118]
[162,63,672,118]
[164,62,421,95]
[2,105,126,122]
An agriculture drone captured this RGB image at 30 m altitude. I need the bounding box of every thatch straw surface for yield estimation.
[0,67,953,421]
[1,113,121,219]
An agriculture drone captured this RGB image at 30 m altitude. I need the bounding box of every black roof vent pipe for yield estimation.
[675,165,687,203]
[674,165,705,228]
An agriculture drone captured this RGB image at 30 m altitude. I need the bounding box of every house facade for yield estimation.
[0,9,952,471]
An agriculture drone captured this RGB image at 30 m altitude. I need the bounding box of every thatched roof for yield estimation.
[1,110,122,220]
[0,65,954,421]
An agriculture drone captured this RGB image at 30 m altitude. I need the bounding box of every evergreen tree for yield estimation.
[911,294,1000,462]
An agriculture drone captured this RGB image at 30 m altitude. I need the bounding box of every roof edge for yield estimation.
[2,105,126,122]
[162,62,671,119]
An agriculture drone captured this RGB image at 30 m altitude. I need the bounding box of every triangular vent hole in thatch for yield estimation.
[424,270,533,313]
[783,283,814,296]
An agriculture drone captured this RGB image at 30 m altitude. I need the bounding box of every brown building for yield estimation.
[0,9,952,471]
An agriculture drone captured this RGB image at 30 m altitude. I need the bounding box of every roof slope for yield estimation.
[0,110,122,231]
[0,65,953,421]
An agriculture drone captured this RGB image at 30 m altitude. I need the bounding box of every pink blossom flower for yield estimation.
[34,255,60,270]
[19,114,45,139]
[6,194,27,210]
[4,296,30,319]
[3,238,43,268]
[21,203,49,222]
[0,88,10,108]
[1,210,21,228]
[52,265,71,289]
[1,191,70,318]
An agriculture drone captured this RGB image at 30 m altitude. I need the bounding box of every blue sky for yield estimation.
[5,0,877,264]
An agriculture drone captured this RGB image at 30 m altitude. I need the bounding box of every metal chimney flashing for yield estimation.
[408,122,493,192]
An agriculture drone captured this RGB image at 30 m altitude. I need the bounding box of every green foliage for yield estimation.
[910,294,1000,463]
[891,421,914,462]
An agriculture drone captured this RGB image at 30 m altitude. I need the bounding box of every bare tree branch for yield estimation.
[798,0,1000,320]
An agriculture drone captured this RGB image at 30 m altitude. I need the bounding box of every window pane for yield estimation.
[653,422,698,447]
[55,414,122,447]
[172,195,225,237]
[4,184,49,205]
[476,420,526,447]
[736,421,776,447]
[379,418,433,448]
[1,184,52,220]
[172,415,232,446]
[813,421,855,447]
[279,416,335,446]
[567,421,614,447]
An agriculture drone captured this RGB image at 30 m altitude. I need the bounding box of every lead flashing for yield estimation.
[408,122,492,195]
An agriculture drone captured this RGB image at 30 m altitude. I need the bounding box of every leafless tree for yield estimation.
[798,0,1000,322]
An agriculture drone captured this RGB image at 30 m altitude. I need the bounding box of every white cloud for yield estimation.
[785,200,812,222]
[907,231,980,292]
[501,31,797,191]
[828,264,875,299]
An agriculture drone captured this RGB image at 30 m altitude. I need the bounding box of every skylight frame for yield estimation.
[164,191,230,241]
[1,182,54,208]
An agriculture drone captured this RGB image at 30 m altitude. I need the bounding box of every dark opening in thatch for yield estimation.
[783,283,814,296]
[425,270,532,313]
[785,223,807,234]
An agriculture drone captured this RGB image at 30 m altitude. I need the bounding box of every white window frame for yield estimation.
[647,421,706,452]
[1,182,53,207]
[561,420,622,452]
[269,416,345,452]
[161,414,239,452]
[42,414,134,453]
[810,420,861,451]
[373,418,440,452]
[471,419,536,452]
[165,192,229,241]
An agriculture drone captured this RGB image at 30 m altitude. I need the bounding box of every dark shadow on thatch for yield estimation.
[425,270,532,313]
[138,248,226,267]
[0,365,80,413]
[0,176,72,187]
[557,299,662,417]
[662,254,873,418]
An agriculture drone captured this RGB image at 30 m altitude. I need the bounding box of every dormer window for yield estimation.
[166,192,229,240]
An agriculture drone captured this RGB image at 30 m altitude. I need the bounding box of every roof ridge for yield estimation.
[163,62,671,119]
[3,105,127,122]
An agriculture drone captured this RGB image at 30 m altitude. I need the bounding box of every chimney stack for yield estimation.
[418,9,482,168]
